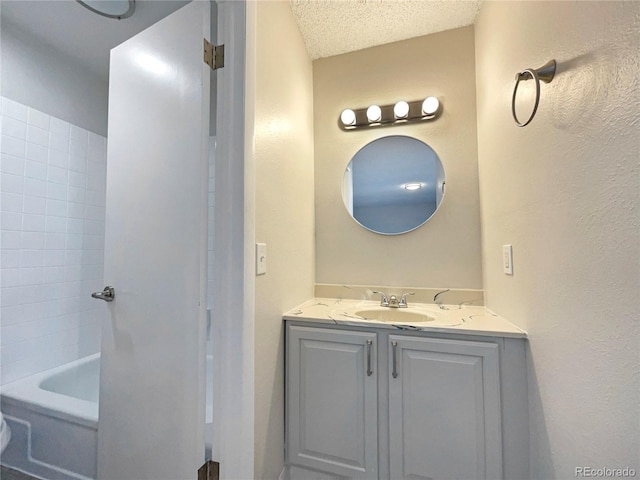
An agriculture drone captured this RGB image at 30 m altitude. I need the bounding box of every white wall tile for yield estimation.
[22,232,45,250]
[65,250,83,265]
[24,177,47,197]
[1,98,28,122]
[64,264,82,282]
[27,108,50,131]
[45,215,66,233]
[84,220,104,235]
[69,153,87,173]
[49,118,70,152]
[25,160,48,180]
[2,268,21,287]
[1,250,22,268]
[1,135,26,157]
[88,133,107,163]
[2,231,21,249]
[47,165,68,185]
[1,173,24,193]
[68,171,86,188]
[83,234,103,250]
[1,211,23,230]
[45,233,66,250]
[21,250,44,267]
[67,202,84,219]
[43,266,65,284]
[22,213,46,232]
[1,98,104,384]
[67,185,84,203]
[2,116,27,140]
[1,192,23,212]
[20,267,42,286]
[61,281,82,298]
[67,218,84,234]
[49,148,69,169]
[27,125,49,147]
[1,304,25,326]
[47,182,67,201]
[85,205,104,221]
[1,154,25,175]
[25,142,48,163]
[23,196,47,215]
[46,199,67,217]
[66,233,83,250]
[45,250,66,267]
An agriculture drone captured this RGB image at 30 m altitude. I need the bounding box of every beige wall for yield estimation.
[313,27,483,289]
[251,2,315,478]
[475,1,639,477]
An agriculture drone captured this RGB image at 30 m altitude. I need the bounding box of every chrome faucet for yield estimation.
[372,291,389,307]
[373,291,415,308]
[399,292,415,308]
[433,288,450,309]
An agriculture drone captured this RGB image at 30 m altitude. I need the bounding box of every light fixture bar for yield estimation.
[338,97,441,131]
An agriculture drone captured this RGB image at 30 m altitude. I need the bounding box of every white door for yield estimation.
[287,325,378,479]
[96,3,210,479]
[388,336,502,480]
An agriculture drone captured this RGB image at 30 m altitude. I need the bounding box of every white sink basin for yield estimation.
[329,304,463,327]
[353,308,435,323]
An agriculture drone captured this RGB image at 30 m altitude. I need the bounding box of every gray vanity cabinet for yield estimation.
[286,325,379,479]
[388,335,502,480]
[286,322,528,480]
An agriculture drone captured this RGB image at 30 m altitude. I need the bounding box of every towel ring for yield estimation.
[512,59,556,127]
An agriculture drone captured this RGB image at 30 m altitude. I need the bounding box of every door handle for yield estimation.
[92,286,115,302]
[366,340,373,376]
[391,340,398,378]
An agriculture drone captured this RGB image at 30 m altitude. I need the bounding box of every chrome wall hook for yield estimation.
[512,59,556,127]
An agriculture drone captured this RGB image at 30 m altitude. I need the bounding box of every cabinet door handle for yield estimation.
[391,340,398,378]
[366,340,373,376]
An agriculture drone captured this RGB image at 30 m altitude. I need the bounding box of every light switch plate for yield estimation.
[256,243,267,275]
[503,244,513,275]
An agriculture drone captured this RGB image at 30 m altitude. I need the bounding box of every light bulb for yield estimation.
[340,109,356,126]
[422,97,440,116]
[394,101,410,119]
[366,105,382,123]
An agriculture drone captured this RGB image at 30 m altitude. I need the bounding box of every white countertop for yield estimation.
[284,298,527,339]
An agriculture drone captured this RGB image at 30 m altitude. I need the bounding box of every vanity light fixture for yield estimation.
[403,183,422,191]
[340,109,357,126]
[422,96,440,116]
[339,97,442,130]
[393,101,410,119]
[366,105,382,123]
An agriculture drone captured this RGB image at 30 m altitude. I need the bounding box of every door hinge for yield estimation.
[198,460,220,480]
[204,39,224,70]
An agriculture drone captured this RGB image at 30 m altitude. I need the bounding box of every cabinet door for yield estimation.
[287,326,378,479]
[388,336,502,480]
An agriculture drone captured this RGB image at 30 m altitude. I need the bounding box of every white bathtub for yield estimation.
[0,353,213,480]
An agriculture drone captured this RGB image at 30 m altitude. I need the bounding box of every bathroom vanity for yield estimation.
[284,299,528,480]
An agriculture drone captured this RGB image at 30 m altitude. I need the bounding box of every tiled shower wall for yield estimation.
[0,97,106,385]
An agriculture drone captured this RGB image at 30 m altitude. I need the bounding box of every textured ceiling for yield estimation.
[289,0,482,60]
[1,0,482,82]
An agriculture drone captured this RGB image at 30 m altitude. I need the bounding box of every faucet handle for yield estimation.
[399,292,415,308]
[372,291,389,307]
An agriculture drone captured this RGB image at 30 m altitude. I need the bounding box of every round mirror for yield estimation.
[342,135,445,235]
